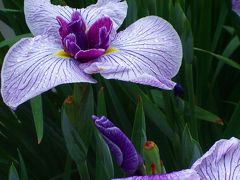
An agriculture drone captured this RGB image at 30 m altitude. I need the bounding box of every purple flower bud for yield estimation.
[92,115,142,175]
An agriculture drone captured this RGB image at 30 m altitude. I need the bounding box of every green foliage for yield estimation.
[0,0,240,179]
[131,97,147,157]
[30,96,44,144]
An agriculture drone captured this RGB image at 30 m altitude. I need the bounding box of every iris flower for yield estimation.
[1,0,182,109]
[93,116,240,180]
[232,0,240,16]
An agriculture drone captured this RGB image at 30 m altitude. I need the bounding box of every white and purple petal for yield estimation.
[85,16,182,90]
[1,35,95,109]
[192,137,240,180]
[24,0,127,36]
[82,0,127,30]
[24,0,74,36]
[113,169,200,180]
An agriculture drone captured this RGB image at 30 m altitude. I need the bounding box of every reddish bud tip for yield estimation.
[144,141,155,150]
[64,96,74,105]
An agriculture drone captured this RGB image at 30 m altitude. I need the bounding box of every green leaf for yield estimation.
[73,84,94,147]
[61,108,87,163]
[17,150,28,180]
[63,155,72,180]
[151,90,222,125]
[0,33,32,49]
[76,162,90,180]
[61,108,89,179]
[180,126,202,168]
[95,131,114,180]
[224,102,240,138]
[8,163,19,180]
[30,95,43,144]
[131,96,146,157]
[104,81,132,133]
[212,36,240,81]
[147,0,157,15]
[194,48,240,71]
[0,8,21,13]
[97,87,107,116]
[118,84,177,142]
[195,105,223,125]
[125,0,137,25]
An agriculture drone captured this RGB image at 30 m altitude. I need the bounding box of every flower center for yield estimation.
[56,11,113,62]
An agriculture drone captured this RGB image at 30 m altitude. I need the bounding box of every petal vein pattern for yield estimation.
[24,0,127,36]
[192,137,240,180]
[113,169,200,180]
[85,16,182,90]
[1,35,95,109]
[82,0,127,30]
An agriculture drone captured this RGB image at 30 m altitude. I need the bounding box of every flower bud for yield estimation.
[92,115,143,175]
[143,141,165,175]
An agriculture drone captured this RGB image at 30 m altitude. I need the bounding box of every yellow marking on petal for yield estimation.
[99,67,105,71]
[104,47,119,55]
[54,50,71,58]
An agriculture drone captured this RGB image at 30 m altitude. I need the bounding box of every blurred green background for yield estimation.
[0,0,240,179]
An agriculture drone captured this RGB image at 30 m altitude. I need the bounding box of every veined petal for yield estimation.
[81,0,127,30]
[191,137,240,180]
[84,16,182,90]
[24,0,127,36]
[1,35,95,109]
[113,169,200,180]
[24,0,75,36]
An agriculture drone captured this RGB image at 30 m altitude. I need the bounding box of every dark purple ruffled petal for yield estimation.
[75,49,105,62]
[63,34,81,56]
[57,11,112,62]
[87,17,113,49]
[56,16,69,40]
[67,12,88,50]
[92,115,140,174]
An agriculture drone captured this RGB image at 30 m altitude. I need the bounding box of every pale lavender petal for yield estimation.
[192,137,240,180]
[1,35,95,109]
[24,0,75,36]
[85,16,182,90]
[232,0,240,16]
[113,169,200,180]
[24,0,127,37]
[81,0,127,30]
